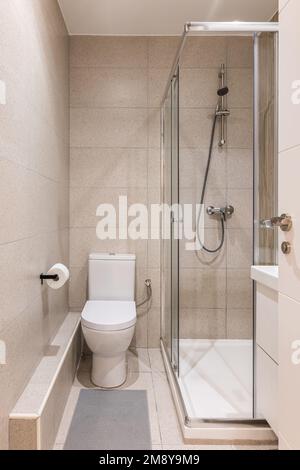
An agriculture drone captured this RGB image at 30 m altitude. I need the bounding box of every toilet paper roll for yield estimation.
[46,263,70,290]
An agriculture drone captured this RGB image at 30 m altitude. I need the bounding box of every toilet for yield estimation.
[81,253,136,388]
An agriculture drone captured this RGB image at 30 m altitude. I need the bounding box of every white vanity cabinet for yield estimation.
[251,266,279,436]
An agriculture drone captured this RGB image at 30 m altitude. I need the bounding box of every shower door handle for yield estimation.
[278,214,293,232]
[260,214,292,232]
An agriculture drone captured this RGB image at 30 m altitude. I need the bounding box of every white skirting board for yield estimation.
[160,340,277,444]
[9,313,82,450]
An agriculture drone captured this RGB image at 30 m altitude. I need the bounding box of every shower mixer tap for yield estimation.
[207,205,234,220]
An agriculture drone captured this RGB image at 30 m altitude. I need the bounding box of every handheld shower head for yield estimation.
[217,86,229,97]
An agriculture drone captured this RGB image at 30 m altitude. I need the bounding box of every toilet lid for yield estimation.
[81,300,137,331]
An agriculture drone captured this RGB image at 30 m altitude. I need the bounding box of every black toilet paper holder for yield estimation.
[40,273,60,285]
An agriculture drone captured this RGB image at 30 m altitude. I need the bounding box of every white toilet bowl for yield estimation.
[81,300,136,388]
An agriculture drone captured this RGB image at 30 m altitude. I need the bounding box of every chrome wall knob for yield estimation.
[281,241,292,255]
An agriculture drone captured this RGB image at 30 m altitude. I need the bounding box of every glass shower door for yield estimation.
[161,21,279,430]
[170,69,179,373]
[161,86,172,360]
[161,68,180,373]
[177,34,255,422]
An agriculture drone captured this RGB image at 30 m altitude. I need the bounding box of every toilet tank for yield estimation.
[88,253,136,301]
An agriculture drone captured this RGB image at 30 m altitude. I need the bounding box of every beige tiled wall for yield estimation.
[69,35,254,346]
[69,36,180,348]
[0,0,69,449]
[179,36,254,340]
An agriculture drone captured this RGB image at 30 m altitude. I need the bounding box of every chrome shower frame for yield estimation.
[161,22,279,107]
[160,21,279,435]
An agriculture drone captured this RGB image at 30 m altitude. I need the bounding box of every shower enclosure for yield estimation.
[160,22,278,427]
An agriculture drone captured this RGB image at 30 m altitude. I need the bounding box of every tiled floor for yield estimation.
[53,348,277,451]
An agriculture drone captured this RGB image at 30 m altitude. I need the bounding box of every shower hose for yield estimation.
[196,113,225,254]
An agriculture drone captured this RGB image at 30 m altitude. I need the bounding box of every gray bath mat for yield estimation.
[64,389,152,450]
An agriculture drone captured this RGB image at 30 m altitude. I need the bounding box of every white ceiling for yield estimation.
[58,0,278,36]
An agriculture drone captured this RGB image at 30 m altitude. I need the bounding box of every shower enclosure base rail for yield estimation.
[160,340,277,444]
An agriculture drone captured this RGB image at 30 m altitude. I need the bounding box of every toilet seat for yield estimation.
[81,300,136,332]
